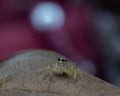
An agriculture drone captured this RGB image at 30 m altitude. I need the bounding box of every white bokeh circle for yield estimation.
[30,2,65,32]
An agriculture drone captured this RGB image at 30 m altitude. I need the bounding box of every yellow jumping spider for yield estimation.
[46,58,80,82]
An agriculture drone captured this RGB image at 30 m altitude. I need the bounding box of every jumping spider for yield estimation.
[46,58,80,82]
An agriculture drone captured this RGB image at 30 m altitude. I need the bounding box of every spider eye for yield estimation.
[61,59,65,62]
[64,59,67,62]
[58,58,61,61]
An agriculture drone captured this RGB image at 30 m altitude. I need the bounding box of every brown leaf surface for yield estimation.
[0,49,120,96]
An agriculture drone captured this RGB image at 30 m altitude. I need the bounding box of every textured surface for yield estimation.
[0,49,120,96]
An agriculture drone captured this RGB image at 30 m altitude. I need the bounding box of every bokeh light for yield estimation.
[94,10,118,34]
[79,60,96,75]
[30,2,65,32]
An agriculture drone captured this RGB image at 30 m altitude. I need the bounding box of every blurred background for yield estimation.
[0,0,120,87]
